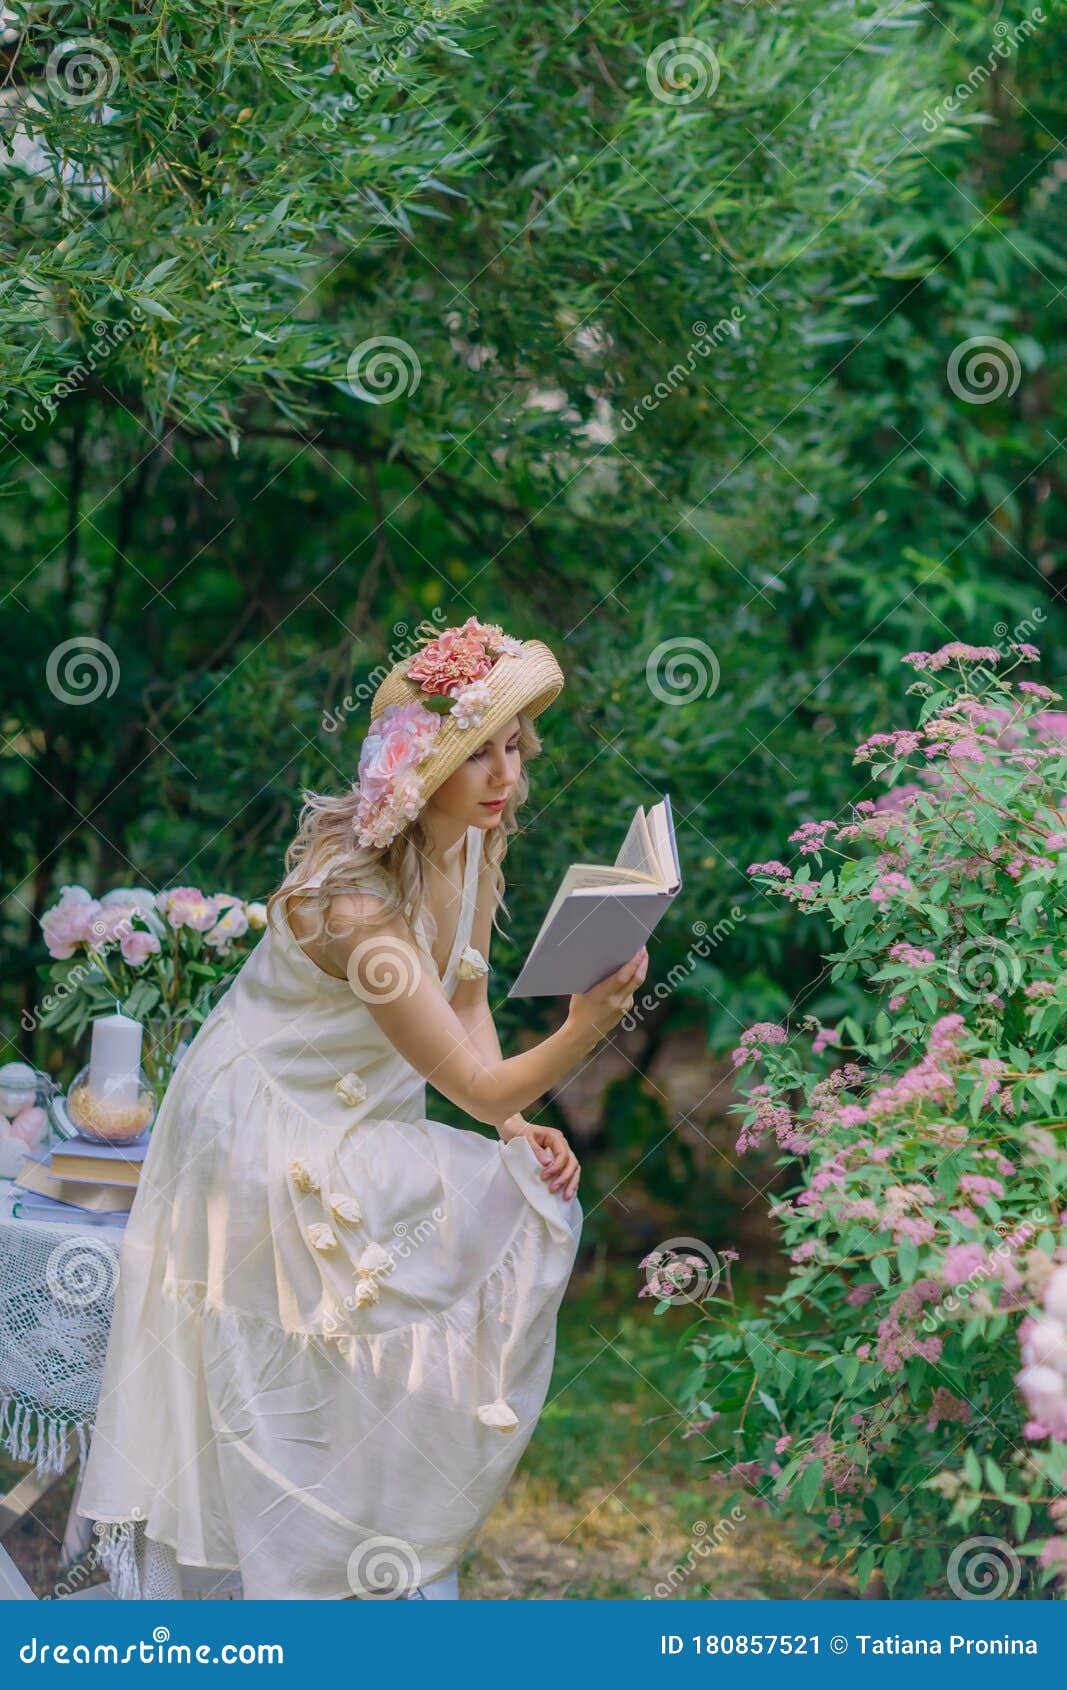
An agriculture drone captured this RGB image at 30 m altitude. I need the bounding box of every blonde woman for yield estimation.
[77,615,648,1601]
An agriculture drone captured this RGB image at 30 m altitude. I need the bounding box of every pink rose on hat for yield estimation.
[353,700,442,849]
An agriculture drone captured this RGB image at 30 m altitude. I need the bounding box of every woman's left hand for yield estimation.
[504,1118,581,1201]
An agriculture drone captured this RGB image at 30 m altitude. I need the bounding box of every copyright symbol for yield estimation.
[830,1636,848,1654]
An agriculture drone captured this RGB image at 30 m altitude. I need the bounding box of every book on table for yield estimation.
[10,1186,131,1228]
[42,1134,147,1190]
[13,1149,136,1211]
[507,792,682,998]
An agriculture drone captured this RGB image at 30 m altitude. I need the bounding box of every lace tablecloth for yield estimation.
[0,1187,126,1477]
[0,1189,240,1598]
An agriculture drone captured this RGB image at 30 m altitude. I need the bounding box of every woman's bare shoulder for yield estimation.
[287,887,400,978]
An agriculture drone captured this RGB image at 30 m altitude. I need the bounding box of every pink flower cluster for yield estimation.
[854,729,923,763]
[730,1022,788,1070]
[864,1014,966,1120]
[902,643,1003,672]
[787,819,837,854]
[1017,1266,1067,1440]
[41,883,261,967]
[352,699,443,850]
[887,941,935,968]
[876,1279,943,1372]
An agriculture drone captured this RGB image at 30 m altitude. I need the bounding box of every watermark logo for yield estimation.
[345,336,422,404]
[346,936,423,1004]
[45,1236,120,1311]
[45,636,120,705]
[641,1238,722,1305]
[946,936,1023,1003]
[346,1534,423,1598]
[45,37,120,106]
[646,636,720,706]
[646,38,720,104]
[947,336,1021,405]
[947,1535,1021,1599]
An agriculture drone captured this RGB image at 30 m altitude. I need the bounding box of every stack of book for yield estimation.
[11,1136,147,1229]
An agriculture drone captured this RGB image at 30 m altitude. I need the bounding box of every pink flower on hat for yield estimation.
[353,700,442,849]
[406,616,523,703]
[353,616,527,849]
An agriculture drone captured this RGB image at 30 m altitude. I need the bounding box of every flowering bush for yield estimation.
[33,882,267,1096]
[684,643,1067,1597]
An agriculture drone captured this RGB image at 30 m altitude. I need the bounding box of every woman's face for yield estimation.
[429,714,522,831]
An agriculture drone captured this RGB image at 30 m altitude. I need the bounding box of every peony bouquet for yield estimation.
[33,882,267,1097]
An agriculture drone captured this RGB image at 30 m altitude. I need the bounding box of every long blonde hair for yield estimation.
[265,708,545,954]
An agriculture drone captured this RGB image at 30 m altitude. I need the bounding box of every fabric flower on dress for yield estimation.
[456,944,490,981]
[307,1221,338,1252]
[289,1158,319,1195]
[353,1277,380,1307]
[476,1398,519,1432]
[335,1071,368,1106]
[357,1242,395,1280]
[328,1191,363,1225]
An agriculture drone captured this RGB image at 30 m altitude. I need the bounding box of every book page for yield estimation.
[614,806,657,877]
[647,800,680,887]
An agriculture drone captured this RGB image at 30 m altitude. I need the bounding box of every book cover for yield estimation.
[508,793,683,998]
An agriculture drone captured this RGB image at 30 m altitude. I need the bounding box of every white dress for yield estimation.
[75,825,583,1599]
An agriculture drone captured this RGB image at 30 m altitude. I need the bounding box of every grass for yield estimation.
[0,1260,851,1600]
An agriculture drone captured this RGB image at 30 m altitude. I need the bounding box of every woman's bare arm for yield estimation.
[296,889,631,1130]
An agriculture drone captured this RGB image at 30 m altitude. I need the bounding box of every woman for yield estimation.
[76,615,648,1601]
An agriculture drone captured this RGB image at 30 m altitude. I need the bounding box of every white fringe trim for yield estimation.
[0,1394,87,1475]
[91,1519,143,1601]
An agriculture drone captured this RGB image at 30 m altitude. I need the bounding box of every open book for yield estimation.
[508,793,681,998]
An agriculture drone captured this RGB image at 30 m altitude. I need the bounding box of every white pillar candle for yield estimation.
[88,1010,143,1109]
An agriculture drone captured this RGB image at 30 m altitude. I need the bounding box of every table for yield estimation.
[0,1188,239,1599]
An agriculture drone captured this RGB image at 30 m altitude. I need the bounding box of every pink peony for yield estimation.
[356,700,441,802]
[40,885,102,959]
[120,927,161,966]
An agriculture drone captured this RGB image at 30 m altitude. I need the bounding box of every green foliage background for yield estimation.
[2,0,1065,1168]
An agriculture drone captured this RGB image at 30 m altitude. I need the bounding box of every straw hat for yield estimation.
[353,615,564,848]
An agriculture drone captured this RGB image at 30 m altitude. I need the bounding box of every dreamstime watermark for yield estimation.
[45,1234,121,1312]
[646,636,720,705]
[322,10,451,128]
[921,11,1045,133]
[344,335,422,404]
[9,312,144,436]
[945,935,1023,1004]
[946,1534,1022,1599]
[44,636,120,705]
[621,911,745,1032]
[920,1212,1047,1334]
[322,1207,446,1344]
[322,612,447,734]
[641,1238,723,1305]
[346,1533,423,1598]
[345,935,423,1004]
[646,1509,746,1598]
[45,36,120,106]
[993,607,1046,660]
[618,312,745,433]
[20,906,156,1033]
[947,335,1021,404]
[645,37,720,104]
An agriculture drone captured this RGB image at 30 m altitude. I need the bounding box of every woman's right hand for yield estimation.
[566,946,649,1042]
